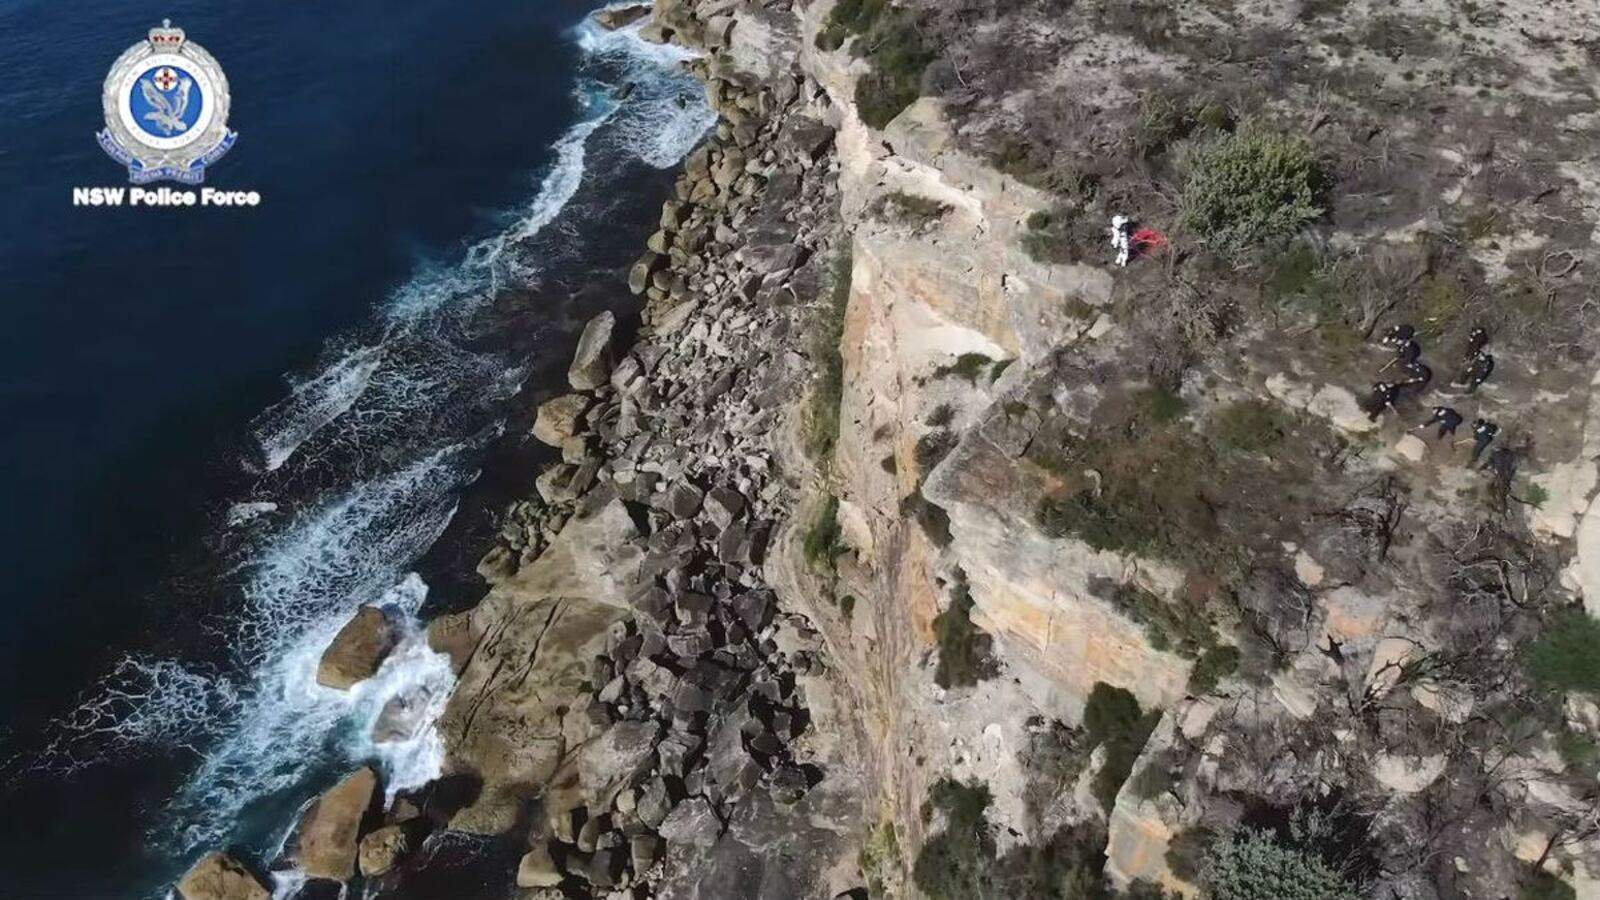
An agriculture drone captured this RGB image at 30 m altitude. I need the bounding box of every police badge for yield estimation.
[98,20,236,185]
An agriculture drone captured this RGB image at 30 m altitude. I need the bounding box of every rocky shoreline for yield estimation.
[173,2,862,897]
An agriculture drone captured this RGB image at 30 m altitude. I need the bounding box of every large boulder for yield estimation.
[569,311,617,391]
[358,824,411,878]
[297,767,380,881]
[316,607,399,690]
[595,3,649,29]
[176,852,270,900]
[516,843,563,888]
[533,393,592,448]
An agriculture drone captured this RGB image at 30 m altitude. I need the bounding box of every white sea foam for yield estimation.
[575,14,717,168]
[42,2,718,873]
[226,501,279,527]
[251,345,384,472]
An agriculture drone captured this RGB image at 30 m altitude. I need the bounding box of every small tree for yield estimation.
[1181,123,1324,255]
[1202,828,1361,900]
[1527,608,1600,693]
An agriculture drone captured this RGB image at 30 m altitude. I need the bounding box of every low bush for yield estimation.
[1521,871,1578,900]
[1526,608,1600,693]
[806,246,852,463]
[1209,399,1298,454]
[1083,683,1161,813]
[913,778,1129,899]
[933,352,995,383]
[876,190,951,228]
[913,778,995,899]
[1181,123,1324,255]
[1202,828,1361,900]
[901,492,954,548]
[804,495,843,570]
[853,14,936,129]
[814,0,886,50]
[1188,644,1241,694]
[933,571,998,688]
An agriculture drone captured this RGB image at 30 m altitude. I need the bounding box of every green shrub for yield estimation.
[934,352,996,383]
[1521,871,1578,900]
[1556,730,1599,773]
[1181,123,1324,255]
[933,572,998,688]
[901,492,954,548]
[1265,242,1329,305]
[804,495,843,570]
[916,429,958,473]
[1138,385,1188,425]
[806,246,852,462]
[815,0,886,50]
[1209,399,1298,454]
[1083,683,1160,812]
[914,779,1121,899]
[877,190,951,227]
[1102,581,1216,658]
[1202,829,1361,900]
[927,403,956,428]
[1524,482,1551,510]
[1527,608,1600,693]
[913,779,995,899]
[852,14,936,129]
[1188,644,1241,694]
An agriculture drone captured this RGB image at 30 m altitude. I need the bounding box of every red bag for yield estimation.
[1132,227,1168,251]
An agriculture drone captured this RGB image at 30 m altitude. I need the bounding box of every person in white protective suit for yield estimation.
[1109,214,1133,267]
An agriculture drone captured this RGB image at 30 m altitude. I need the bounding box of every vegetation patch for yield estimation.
[1181,123,1324,256]
[901,492,953,548]
[815,0,884,50]
[806,245,852,463]
[875,190,952,229]
[804,495,844,572]
[1202,828,1362,900]
[933,352,997,384]
[1520,871,1578,900]
[1083,682,1161,813]
[852,12,937,129]
[932,571,998,688]
[858,818,901,897]
[913,776,1160,899]
[1526,608,1600,694]
[1209,399,1299,455]
[1031,383,1339,579]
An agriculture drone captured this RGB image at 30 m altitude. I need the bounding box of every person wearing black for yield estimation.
[1415,406,1462,439]
[1380,323,1416,349]
[1366,381,1401,420]
[1400,361,1432,390]
[1466,418,1499,464]
[1382,338,1422,372]
[1464,326,1489,358]
[1458,352,1495,393]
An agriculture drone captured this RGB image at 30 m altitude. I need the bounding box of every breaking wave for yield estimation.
[24,4,716,878]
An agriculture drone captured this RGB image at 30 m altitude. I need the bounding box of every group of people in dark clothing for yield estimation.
[1366,324,1501,464]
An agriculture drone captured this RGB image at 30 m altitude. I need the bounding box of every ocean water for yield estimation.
[0,1,712,896]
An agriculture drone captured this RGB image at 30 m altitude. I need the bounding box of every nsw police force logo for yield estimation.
[98,19,236,185]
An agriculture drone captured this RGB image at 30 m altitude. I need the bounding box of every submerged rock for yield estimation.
[297,767,380,881]
[316,607,399,690]
[176,852,270,900]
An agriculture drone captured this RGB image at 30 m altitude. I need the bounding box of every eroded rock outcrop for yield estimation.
[176,852,271,900]
[316,607,399,690]
[296,766,380,881]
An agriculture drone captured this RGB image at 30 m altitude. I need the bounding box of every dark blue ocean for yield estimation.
[0,1,711,896]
